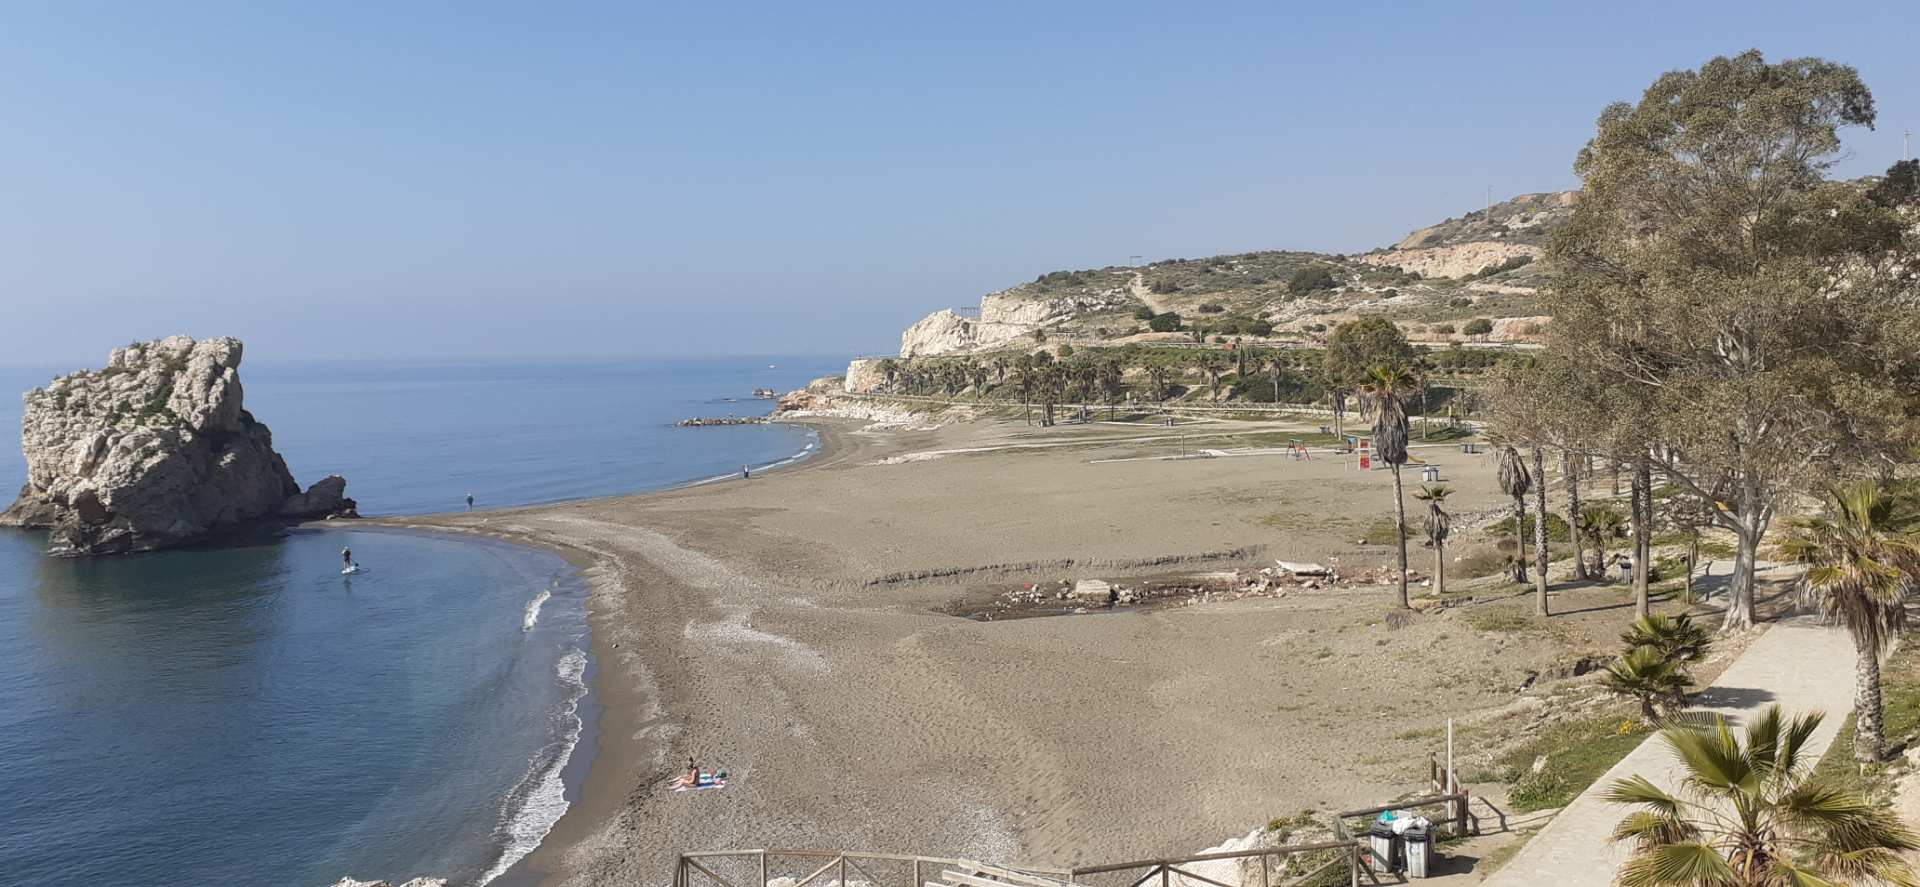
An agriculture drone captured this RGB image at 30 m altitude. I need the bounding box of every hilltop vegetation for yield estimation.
[904,193,1576,358]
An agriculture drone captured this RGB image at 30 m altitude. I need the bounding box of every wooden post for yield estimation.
[1457,789,1470,837]
[913,860,920,887]
[840,856,848,887]
[1160,864,1169,887]
[760,852,769,887]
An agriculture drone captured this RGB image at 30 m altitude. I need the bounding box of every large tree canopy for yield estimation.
[1544,50,1920,630]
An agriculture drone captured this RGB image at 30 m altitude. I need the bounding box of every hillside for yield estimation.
[894,191,1578,358]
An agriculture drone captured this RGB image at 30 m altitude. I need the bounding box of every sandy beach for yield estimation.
[377,413,1648,886]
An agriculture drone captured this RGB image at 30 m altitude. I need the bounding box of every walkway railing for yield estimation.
[675,841,1366,887]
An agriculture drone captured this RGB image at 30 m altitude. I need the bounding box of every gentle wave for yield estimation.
[477,646,589,885]
[522,587,552,631]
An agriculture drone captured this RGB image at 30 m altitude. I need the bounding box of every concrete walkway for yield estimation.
[1482,615,1854,886]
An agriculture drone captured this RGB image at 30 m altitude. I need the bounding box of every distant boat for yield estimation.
[768,364,777,369]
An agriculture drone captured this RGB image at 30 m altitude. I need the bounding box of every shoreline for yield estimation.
[360,419,855,887]
[357,408,1671,886]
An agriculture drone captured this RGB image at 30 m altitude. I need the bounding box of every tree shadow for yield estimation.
[1688,685,1778,712]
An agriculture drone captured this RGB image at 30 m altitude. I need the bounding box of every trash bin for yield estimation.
[1368,820,1399,874]
[1421,465,1441,483]
[1402,823,1432,878]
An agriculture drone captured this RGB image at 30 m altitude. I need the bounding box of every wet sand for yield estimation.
[376,415,1624,886]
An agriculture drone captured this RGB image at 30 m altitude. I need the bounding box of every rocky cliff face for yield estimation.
[1,336,356,556]
[1357,241,1543,280]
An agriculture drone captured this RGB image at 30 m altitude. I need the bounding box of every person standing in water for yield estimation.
[341,546,353,569]
[465,493,474,511]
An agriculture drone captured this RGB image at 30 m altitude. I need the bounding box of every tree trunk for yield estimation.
[1720,474,1766,632]
[1564,449,1587,581]
[1433,541,1446,598]
[1392,464,1409,608]
[1532,448,1550,616]
[1856,631,1887,763]
[1683,535,1698,603]
[1631,457,1651,618]
[1511,497,1529,584]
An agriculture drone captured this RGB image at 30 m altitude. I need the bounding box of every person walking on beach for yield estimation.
[466,493,474,511]
[742,464,750,480]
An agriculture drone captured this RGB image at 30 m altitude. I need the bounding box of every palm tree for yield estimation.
[1605,705,1919,885]
[1413,484,1452,597]
[1360,361,1421,609]
[876,358,899,392]
[1012,354,1037,424]
[1604,646,1692,725]
[1532,446,1550,614]
[1582,503,1629,578]
[1778,482,1920,763]
[1497,444,1532,587]
[1264,351,1287,404]
[1622,613,1712,667]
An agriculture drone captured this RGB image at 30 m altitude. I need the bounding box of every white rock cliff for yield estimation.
[0,336,356,555]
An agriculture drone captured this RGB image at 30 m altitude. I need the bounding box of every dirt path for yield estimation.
[1482,605,1851,886]
[1129,270,1172,315]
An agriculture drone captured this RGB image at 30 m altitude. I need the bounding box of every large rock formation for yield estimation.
[0,336,357,556]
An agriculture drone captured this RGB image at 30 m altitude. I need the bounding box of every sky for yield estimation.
[2,1,1915,367]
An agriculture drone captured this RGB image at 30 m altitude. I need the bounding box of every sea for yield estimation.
[0,355,844,887]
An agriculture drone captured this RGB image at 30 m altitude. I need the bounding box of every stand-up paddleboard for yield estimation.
[341,564,361,575]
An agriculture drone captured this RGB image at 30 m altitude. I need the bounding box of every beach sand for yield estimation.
[379,414,1634,886]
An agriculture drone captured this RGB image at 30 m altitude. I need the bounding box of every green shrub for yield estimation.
[1463,317,1495,336]
[1149,277,1180,294]
[1198,303,1226,314]
[1133,306,1156,320]
[1148,313,1182,332]
[1432,323,1455,334]
[1287,265,1338,295]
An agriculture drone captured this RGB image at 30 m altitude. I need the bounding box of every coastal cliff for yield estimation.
[0,335,357,556]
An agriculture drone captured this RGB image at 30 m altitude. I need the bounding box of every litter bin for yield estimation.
[1368,820,1399,874]
[1421,465,1441,483]
[1402,823,1432,878]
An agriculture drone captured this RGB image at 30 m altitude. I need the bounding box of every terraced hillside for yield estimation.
[895,191,1577,358]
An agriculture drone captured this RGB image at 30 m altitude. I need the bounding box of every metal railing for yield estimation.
[675,849,1071,887]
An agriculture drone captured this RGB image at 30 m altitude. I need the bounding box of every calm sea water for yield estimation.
[0,356,843,887]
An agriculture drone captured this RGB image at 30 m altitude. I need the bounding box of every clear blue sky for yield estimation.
[2,1,1914,366]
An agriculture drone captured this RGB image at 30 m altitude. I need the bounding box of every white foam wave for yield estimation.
[522,588,552,631]
[477,646,589,885]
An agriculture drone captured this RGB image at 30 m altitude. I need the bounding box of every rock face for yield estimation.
[1358,241,1543,280]
[1,336,357,556]
[843,359,887,394]
[897,289,1132,358]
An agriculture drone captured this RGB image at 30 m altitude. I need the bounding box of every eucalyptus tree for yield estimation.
[1361,361,1422,608]
[1323,318,1415,437]
[1546,51,1920,631]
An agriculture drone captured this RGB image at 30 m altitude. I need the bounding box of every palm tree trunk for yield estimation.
[1392,464,1409,608]
[1856,631,1886,762]
[1564,449,1587,581]
[1511,497,1528,584]
[1631,457,1651,618]
[1434,541,1446,598]
[1533,448,1550,616]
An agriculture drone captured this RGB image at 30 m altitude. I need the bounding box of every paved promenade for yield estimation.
[1483,615,1853,886]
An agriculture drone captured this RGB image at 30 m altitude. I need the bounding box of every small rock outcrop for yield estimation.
[1,336,357,556]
